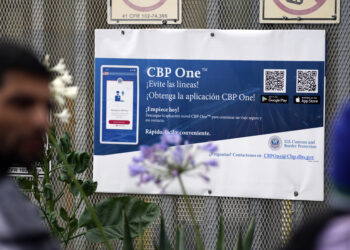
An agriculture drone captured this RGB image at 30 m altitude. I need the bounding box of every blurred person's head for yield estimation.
[0,43,51,172]
[331,102,350,191]
[329,101,350,210]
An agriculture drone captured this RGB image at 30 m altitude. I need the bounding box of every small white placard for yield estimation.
[108,0,182,25]
[260,0,340,24]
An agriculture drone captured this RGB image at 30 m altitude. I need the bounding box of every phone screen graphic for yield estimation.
[100,65,139,144]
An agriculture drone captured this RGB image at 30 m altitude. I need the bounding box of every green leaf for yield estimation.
[159,217,172,250]
[57,132,72,156]
[70,179,97,197]
[216,216,225,250]
[59,165,72,184]
[79,197,160,243]
[60,207,69,221]
[175,226,185,250]
[16,177,33,190]
[52,219,65,233]
[234,230,243,250]
[70,217,78,228]
[123,210,134,250]
[49,211,58,224]
[66,152,90,174]
[70,180,83,196]
[81,180,97,197]
[73,152,90,174]
[138,220,143,250]
[243,218,255,250]
[66,152,75,164]
[43,183,53,200]
[68,218,79,239]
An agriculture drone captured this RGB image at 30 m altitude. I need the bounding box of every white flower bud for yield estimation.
[44,54,50,68]
[51,58,67,74]
[55,108,70,123]
[63,86,78,99]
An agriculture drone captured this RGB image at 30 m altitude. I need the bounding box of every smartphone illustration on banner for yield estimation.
[100,65,139,144]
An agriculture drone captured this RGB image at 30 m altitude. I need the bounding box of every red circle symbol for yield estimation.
[273,0,327,15]
[123,0,167,12]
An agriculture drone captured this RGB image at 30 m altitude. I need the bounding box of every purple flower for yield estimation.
[154,155,167,166]
[129,164,146,176]
[132,156,144,163]
[198,173,210,182]
[203,159,218,167]
[129,130,219,193]
[173,146,184,165]
[161,130,182,145]
[201,142,218,154]
[185,154,195,167]
[155,142,168,151]
[171,170,179,177]
[140,174,154,183]
[140,145,154,159]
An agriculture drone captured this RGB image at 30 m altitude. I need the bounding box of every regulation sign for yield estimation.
[108,0,182,24]
[260,0,340,23]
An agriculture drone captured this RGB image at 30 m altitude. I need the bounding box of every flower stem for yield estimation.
[53,183,67,203]
[68,232,86,241]
[178,175,204,250]
[49,132,113,250]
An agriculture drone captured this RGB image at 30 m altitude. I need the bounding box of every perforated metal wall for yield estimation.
[1,0,349,249]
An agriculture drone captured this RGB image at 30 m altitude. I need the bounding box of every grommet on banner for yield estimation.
[121,30,125,35]
[294,191,299,197]
[297,16,302,21]
[210,32,215,37]
[208,189,212,195]
[332,14,337,20]
[283,16,288,20]
[162,20,167,25]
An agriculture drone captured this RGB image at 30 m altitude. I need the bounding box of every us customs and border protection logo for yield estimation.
[269,136,282,150]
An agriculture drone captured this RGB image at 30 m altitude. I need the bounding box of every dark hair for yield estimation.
[0,42,51,87]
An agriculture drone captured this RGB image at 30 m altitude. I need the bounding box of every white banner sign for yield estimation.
[94,29,325,201]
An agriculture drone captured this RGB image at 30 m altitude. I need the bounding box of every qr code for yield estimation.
[264,69,286,93]
[296,70,318,93]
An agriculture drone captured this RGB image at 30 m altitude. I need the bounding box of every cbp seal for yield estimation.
[269,136,283,150]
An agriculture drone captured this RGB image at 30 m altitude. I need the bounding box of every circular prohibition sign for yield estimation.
[123,0,167,12]
[273,0,327,15]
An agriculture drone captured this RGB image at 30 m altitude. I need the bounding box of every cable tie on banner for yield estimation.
[210,32,215,37]
[294,191,299,197]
